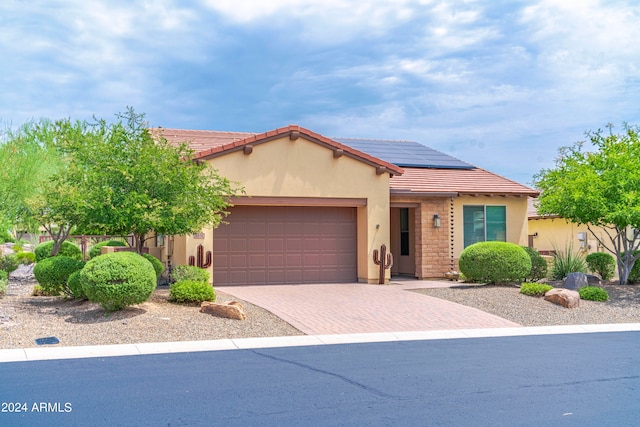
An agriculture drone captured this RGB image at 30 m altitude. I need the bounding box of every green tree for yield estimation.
[534,124,640,285]
[0,120,65,237]
[72,108,240,253]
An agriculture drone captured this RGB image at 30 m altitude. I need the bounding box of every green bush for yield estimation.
[459,242,532,284]
[622,251,640,283]
[88,240,128,259]
[585,252,616,281]
[169,279,216,303]
[12,244,23,253]
[550,246,587,280]
[521,246,548,281]
[142,253,164,280]
[579,286,609,302]
[80,252,156,311]
[519,282,553,296]
[171,264,210,283]
[0,254,19,273]
[34,240,82,261]
[66,270,86,299]
[0,270,8,296]
[16,251,36,265]
[32,256,85,296]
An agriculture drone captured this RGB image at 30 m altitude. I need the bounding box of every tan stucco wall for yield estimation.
[528,218,607,255]
[452,196,530,262]
[176,135,391,284]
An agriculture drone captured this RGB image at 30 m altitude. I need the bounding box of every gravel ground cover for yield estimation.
[0,266,302,349]
[413,282,640,327]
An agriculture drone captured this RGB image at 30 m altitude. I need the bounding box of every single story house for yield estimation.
[151,125,538,285]
[527,198,608,256]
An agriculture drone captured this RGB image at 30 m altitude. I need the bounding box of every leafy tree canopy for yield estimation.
[533,123,640,284]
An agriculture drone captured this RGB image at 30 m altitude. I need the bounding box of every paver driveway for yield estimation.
[217,279,519,335]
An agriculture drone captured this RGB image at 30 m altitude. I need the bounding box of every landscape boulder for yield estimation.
[563,272,589,290]
[200,301,246,320]
[544,288,580,308]
[585,274,602,286]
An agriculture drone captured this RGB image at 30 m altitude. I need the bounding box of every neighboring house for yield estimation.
[527,198,607,256]
[151,125,538,285]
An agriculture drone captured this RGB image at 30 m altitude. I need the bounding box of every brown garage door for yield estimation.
[213,206,357,285]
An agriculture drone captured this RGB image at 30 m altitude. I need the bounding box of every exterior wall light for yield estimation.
[433,214,441,228]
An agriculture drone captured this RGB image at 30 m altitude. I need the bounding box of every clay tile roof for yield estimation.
[154,125,404,176]
[390,167,539,197]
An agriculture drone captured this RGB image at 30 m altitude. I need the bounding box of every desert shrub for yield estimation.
[12,244,23,253]
[521,246,548,281]
[171,264,210,283]
[519,282,553,296]
[32,256,85,296]
[142,253,164,280]
[16,251,36,265]
[621,251,640,283]
[88,240,128,259]
[66,270,87,299]
[80,252,156,311]
[0,270,8,296]
[0,254,19,273]
[34,240,82,261]
[550,245,587,280]
[585,252,615,281]
[169,279,216,303]
[458,242,532,284]
[579,286,609,302]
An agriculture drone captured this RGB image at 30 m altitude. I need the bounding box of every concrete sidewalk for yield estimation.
[216,279,519,335]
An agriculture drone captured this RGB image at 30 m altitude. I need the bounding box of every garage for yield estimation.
[213,206,358,285]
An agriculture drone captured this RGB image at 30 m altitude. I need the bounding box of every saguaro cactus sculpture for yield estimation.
[189,244,212,268]
[373,244,393,284]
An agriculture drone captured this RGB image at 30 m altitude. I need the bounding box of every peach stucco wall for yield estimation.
[528,217,607,255]
[174,135,391,284]
[452,195,530,264]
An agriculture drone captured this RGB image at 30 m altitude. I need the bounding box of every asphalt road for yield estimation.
[2,332,640,426]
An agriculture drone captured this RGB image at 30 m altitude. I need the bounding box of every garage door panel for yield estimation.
[213,206,357,285]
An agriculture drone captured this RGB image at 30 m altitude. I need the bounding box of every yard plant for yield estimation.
[171,264,210,283]
[33,256,85,296]
[521,246,548,281]
[579,286,609,302]
[35,240,81,261]
[550,244,587,280]
[459,241,532,284]
[88,240,127,259]
[169,279,216,304]
[519,282,553,296]
[80,251,156,311]
[585,252,616,281]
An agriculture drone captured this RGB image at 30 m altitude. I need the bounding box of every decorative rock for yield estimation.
[563,272,589,290]
[585,274,602,286]
[200,301,246,320]
[544,288,580,308]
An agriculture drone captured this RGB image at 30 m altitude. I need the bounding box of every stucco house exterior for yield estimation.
[151,125,538,285]
[527,198,608,256]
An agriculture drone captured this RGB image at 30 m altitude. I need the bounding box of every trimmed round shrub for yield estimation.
[88,240,128,259]
[142,253,164,280]
[579,286,609,302]
[169,279,216,303]
[0,270,8,296]
[585,252,615,281]
[521,246,548,281]
[33,256,85,296]
[171,264,210,283]
[519,282,553,296]
[35,240,82,261]
[16,251,36,265]
[80,252,156,311]
[459,241,532,284]
[0,254,19,273]
[66,270,87,300]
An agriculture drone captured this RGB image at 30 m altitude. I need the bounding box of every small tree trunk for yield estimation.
[134,233,145,255]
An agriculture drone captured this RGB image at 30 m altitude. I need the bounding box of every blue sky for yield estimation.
[2,1,639,186]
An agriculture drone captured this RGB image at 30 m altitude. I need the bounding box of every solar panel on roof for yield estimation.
[333,138,475,169]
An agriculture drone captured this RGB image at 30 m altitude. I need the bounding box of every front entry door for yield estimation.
[390,207,416,276]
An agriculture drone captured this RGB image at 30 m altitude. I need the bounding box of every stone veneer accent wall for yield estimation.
[392,196,451,279]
